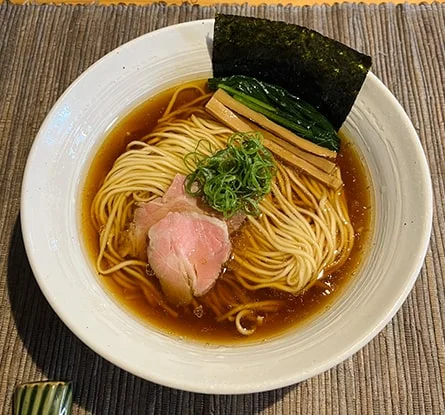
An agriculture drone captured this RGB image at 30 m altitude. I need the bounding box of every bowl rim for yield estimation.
[20,19,433,394]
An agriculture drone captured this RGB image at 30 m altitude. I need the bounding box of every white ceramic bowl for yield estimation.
[21,20,432,394]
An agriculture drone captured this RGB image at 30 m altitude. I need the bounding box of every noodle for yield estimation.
[90,83,355,336]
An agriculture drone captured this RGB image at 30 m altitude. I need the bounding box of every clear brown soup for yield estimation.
[81,81,372,344]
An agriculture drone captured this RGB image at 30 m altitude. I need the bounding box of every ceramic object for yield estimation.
[20,20,432,394]
[13,381,72,415]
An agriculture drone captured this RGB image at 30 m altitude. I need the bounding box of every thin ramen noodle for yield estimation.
[83,81,371,342]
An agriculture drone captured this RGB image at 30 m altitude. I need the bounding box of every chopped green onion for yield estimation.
[184,132,276,218]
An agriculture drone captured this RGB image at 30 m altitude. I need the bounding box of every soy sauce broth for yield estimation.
[81,80,372,344]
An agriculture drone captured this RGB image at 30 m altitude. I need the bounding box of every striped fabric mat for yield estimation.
[0,3,444,414]
[4,0,437,5]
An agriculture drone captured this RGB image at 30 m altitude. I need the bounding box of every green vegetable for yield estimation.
[208,75,340,151]
[212,14,372,131]
[184,132,276,218]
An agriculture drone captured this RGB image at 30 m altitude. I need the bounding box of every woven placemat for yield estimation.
[0,3,444,414]
[5,0,438,6]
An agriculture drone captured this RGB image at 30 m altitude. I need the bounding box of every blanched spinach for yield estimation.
[208,75,340,151]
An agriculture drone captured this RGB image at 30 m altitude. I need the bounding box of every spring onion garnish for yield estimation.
[184,132,276,218]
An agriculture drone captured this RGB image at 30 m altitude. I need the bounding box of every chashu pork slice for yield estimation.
[129,174,203,259]
[128,174,245,260]
[147,211,231,306]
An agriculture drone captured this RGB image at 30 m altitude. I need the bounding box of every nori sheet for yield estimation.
[212,14,372,131]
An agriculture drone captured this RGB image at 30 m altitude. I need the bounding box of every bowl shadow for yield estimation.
[7,215,294,414]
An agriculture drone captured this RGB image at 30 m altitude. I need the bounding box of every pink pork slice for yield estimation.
[147,211,231,306]
[131,174,203,259]
[130,174,245,260]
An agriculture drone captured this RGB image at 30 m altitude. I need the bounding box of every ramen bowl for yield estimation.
[21,20,432,394]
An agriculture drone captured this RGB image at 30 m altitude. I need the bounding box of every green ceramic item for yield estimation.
[13,381,73,415]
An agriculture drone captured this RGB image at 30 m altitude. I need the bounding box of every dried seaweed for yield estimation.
[212,14,372,130]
